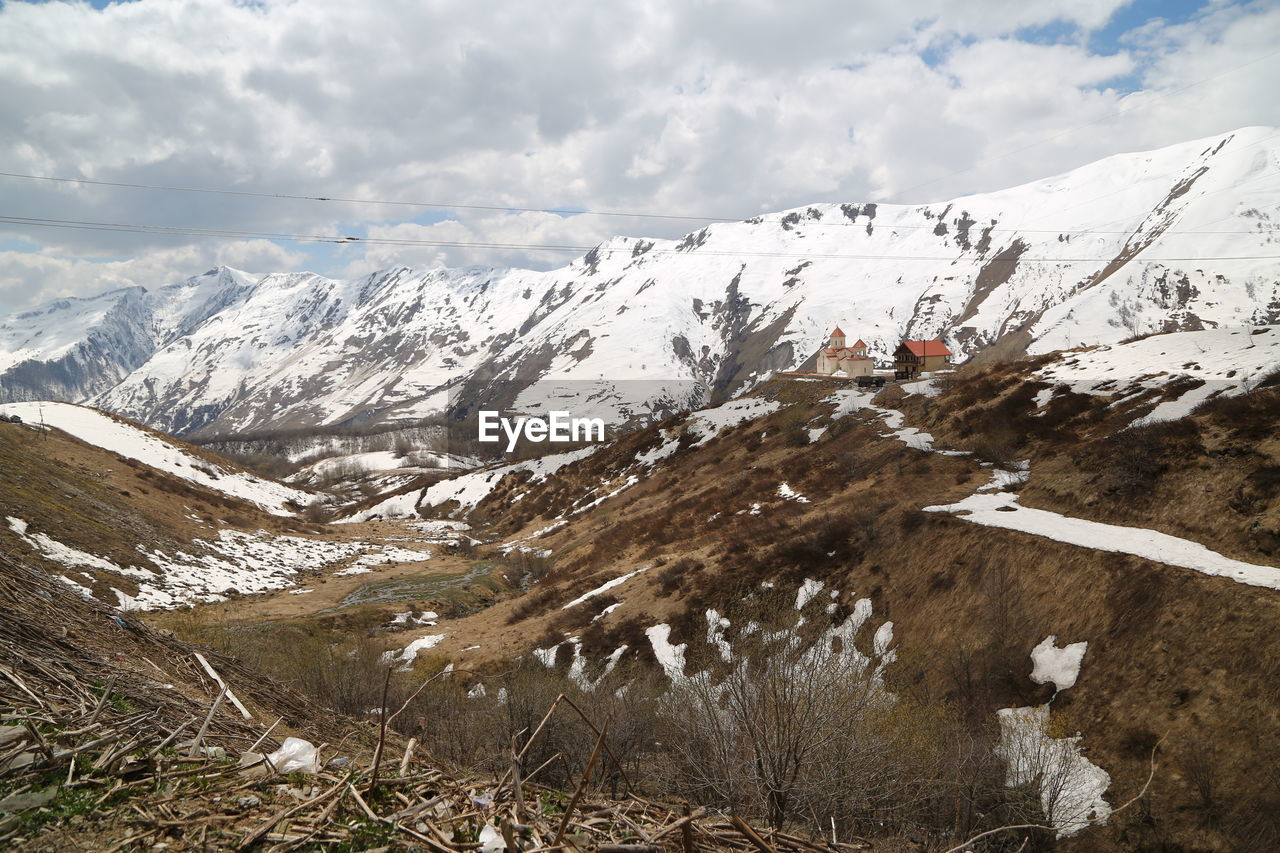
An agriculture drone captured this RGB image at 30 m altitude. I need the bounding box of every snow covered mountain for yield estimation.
[3,127,1278,437]
[0,267,255,406]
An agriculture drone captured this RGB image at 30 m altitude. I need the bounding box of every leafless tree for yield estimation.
[656,626,946,833]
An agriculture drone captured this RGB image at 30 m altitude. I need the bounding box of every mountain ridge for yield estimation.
[3,126,1278,436]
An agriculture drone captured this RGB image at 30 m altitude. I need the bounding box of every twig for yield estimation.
[400,737,417,777]
[87,675,116,726]
[248,716,284,753]
[553,723,608,848]
[348,783,380,821]
[558,694,635,795]
[188,686,227,759]
[238,774,350,850]
[144,718,195,761]
[194,652,252,720]
[729,816,779,853]
[511,733,526,822]
[368,666,393,786]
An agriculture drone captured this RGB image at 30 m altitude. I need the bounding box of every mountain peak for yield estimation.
[1,129,1277,434]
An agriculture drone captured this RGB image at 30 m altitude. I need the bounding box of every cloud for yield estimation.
[0,240,307,310]
[0,0,1276,311]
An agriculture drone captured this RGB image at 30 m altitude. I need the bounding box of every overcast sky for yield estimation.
[1,0,1278,312]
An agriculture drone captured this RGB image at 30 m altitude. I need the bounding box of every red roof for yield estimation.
[852,339,867,348]
[900,339,952,357]
[830,326,845,337]
[822,348,837,355]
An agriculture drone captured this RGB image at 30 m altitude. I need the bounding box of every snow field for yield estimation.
[925,489,1280,591]
[3,402,311,516]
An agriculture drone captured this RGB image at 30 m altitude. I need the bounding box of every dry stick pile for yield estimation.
[0,550,871,852]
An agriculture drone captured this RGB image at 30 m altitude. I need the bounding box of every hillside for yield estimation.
[349,327,1280,851]
[4,333,1280,848]
[0,540,798,852]
[0,408,490,611]
[2,128,1278,439]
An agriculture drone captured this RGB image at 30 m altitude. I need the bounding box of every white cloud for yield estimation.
[0,241,306,310]
[0,0,1277,311]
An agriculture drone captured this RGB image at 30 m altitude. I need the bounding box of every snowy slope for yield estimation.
[1032,325,1280,424]
[4,127,1278,436]
[2,402,311,515]
[0,267,255,406]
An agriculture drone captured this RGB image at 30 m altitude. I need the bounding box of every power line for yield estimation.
[0,171,734,224]
[3,213,1278,263]
[1,134,1278,238]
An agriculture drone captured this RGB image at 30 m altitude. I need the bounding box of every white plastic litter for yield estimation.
[265,737,320,774]
[479,823,505,853]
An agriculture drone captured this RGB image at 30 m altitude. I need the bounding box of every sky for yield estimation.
[0,0,1278,312]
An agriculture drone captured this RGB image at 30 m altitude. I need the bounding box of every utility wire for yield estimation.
[2,214,1277,263]
[1,167,1277,237]
[2,127,1279,239]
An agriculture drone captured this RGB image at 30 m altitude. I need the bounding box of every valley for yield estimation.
[2,131,1280,852]
[3,318,1279,850]
[5,1,1280,848]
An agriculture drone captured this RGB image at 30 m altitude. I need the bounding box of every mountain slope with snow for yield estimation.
[2,401,311,515]
[3,127,1278,436]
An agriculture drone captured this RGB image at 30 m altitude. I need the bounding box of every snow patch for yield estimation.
[5,402,310,516]
[1030,636,1088,692]
[925,490,1280,591]
[562,567,648,609]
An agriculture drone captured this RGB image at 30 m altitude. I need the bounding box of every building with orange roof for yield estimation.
[815,327,873,377]
[893,339,953,378]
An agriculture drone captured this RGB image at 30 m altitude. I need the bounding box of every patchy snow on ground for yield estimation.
[592,602,623,622]
[385,633,446,665]
[291,449,473,485]
[924,490,1280,590]
[997,705,1112,838]
[902,376,945,398]
[352,545,433,567]
[825,388,874,418]
[338,489,422,523]
[4,402,310,516]
[634,430,682,468]
[8,516,155,581]
[351,446,600,522]
[333,566,373,577]
[824,389,966,455]
[570,475,640,516]
[390,610,438,627]
[8,513,412,610]
[706,609,733,662]
[977,464,1031,492]
[687,396,781,446]
[130,531,370,610]
[1031,636,1089,692]
[795,577,825,609]
[777,482,811,503]
[645,624,690,682]
[562,567,648,609]
[1033,326,1280,426]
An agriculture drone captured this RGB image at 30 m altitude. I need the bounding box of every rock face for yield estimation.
[3,127,1280,436]
[0,267,255,407]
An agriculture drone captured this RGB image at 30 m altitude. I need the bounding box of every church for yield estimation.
[815,327,874,377]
